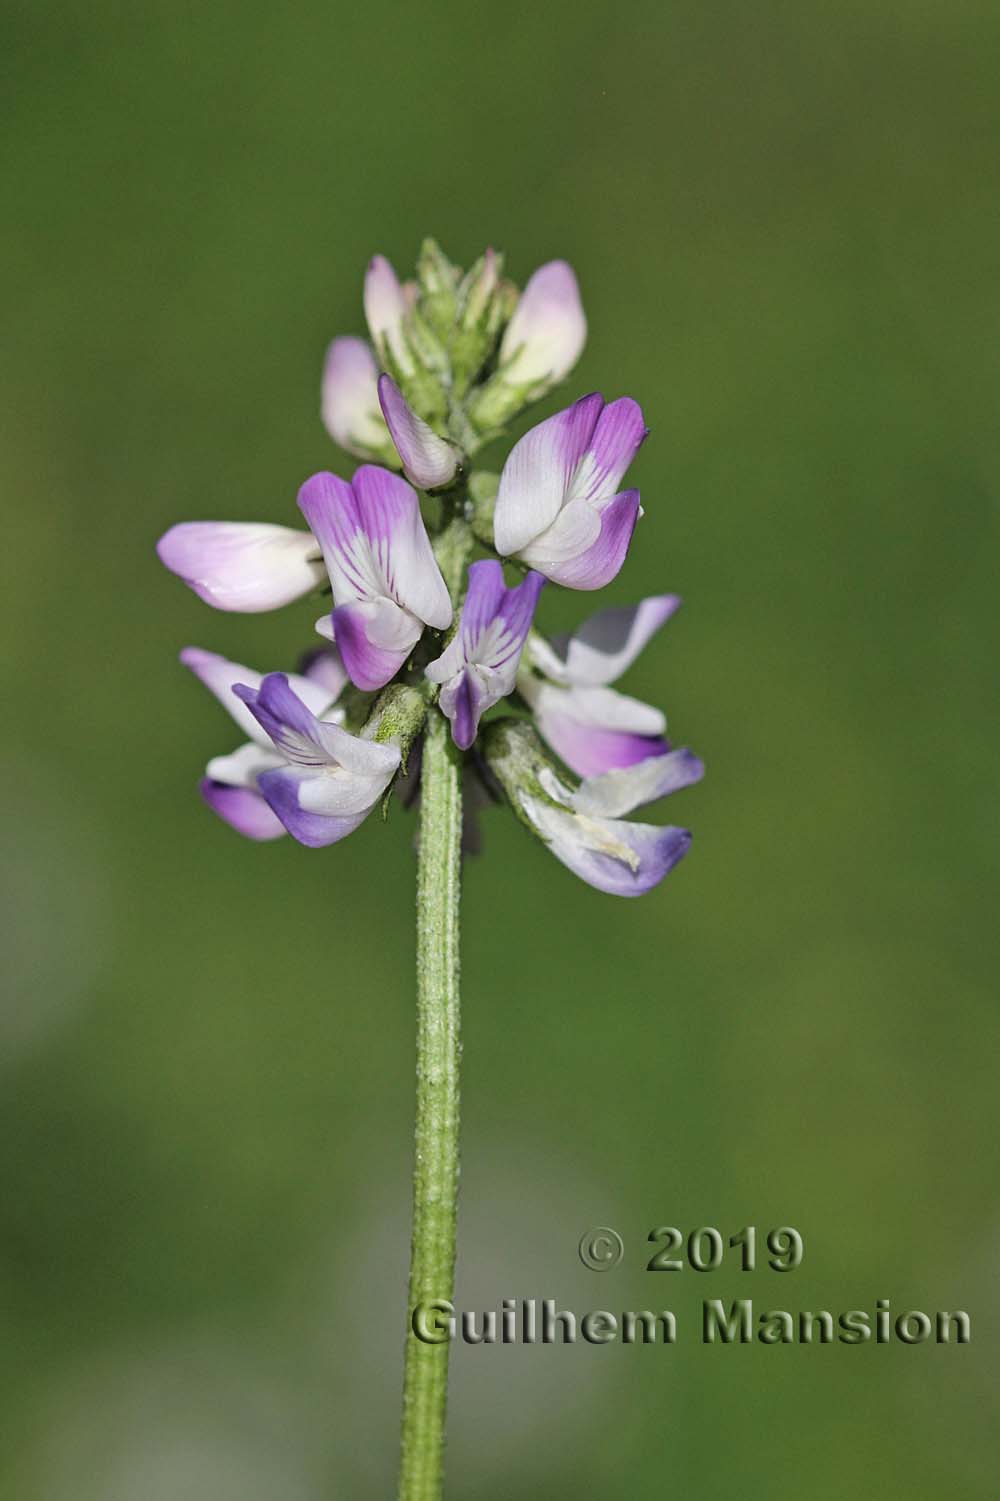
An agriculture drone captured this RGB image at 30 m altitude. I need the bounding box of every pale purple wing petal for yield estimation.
[493,394,604,556]
[179,647,268,743]
[199,779,286,840]
[572,749,705,818]
[157,523,324,611]
[561,594,681,685]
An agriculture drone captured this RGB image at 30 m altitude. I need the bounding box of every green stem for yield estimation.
[398,705,463,1500]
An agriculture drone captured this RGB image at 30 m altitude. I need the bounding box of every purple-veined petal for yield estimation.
[378,374,459,490]
[321,337,392,458]
[493,393,603,556]
[525,489,641,590]
[364,255,412,371]
[255,766,372,848]
[570,748,704,818]
[552,594,681,686]
[522,794,691,896]
[350,465,452,628]
[199,779,286,841]
[157,523,324,612]
[298,468,451,639]
[205,740,283,788]
[499,260,586,386]
[567,397,648,504]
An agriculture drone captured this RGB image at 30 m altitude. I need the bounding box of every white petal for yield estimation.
[206,740,283,787]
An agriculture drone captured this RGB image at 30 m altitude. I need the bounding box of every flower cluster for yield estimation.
[157,241,702,895]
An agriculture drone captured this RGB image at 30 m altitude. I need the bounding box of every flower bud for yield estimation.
[468,260,586,432]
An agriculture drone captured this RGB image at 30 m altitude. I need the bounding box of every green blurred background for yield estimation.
[2,0,997,1495]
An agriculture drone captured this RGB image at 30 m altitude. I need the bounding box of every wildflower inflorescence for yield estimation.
[157,240,703,895]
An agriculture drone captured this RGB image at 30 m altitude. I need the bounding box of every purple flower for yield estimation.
[377,374,460,490]
[425,560,544,750]
[482,719,702,897]
[499,260,586,389]
[520,594,681,778]
[493,392,647,589]
[321,337,395,462]
[298,465,452,693]
[157,522,325,612]
[234,673,402,848]
[180,646,348,840]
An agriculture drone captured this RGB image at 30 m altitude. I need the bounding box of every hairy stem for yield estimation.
[398,705,463,1499]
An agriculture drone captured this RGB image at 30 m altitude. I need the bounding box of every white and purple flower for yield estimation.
[233,672,402,848]
[181,645,348,840]
[157,522,325,612]
[425,560,544,750]
[493,392,647,589]
[298,465,452,693]
[520,594,681,779]
[483,719,702,897]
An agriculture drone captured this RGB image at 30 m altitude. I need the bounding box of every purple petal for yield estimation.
[535,708,668,780]
[157,523,324,612]
[330,600,413,692]
[499,260,587,385]
[525,797,692,896]
[571,397,648,503]
[532,489,641,590]
[493,394,604,556]
[256,766,369,848]
[573,749,705,818]
[378,374,459,490]
[557,594,681,686]
[233,672,330,765]
[442,671,490,752]
[199,779,286,840]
